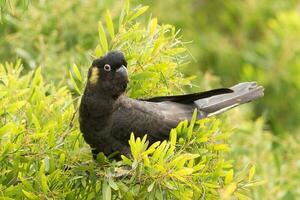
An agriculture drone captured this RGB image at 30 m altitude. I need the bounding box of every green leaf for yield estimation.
[174,168,194,176]
[144,141,160,155]
[31,113,41,131]
[108,177,119,190]
[193,163,205,172]
[5,101,26,114]
[131,71,157,81]
[72,64,82,82]
[152,140,167,162]
[96,152,106,164]
[222,182,237,199]
[0,122,13,137]
[225,169,234,185]
[59,153,65,168]
[244,180,266,187]
[248,165,256,182]
[102,181,112,200]
[95,45,104,57]
[22,190,39,200]
[212,144,230,151]
[170,129,177,146]
[105,10,115,39]
[118,8,126,32]
[69,71,82,95]
[235,192,252,200]
[98,21,108,52]
[147,182,155,192]
[149,18,158,35]
[129,6,149,21]
[38,162,49,193]
[32,67,42,86]
[125,0,130,14]
[187,109,197,140]
[121,155,132,166]
[168,154,199,168]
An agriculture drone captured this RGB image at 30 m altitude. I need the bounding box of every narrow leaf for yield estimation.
[98,21,108,52]
[147,182,155,192]
[225,169,234,185]
[22,190,39,200]
[72,64,82,82]
[102,181,111,200]
[248,165,256,182]
[105,10,115,39]
[128,6,149,21]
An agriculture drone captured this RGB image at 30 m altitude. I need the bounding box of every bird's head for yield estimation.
[87,51,128,99]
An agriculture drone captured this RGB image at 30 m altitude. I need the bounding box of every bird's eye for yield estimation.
[104,64,111,72]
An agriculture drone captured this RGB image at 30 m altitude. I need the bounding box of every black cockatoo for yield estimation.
[79,51,264,158]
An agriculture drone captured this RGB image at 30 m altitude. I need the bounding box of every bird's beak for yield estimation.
[116,65,128,81]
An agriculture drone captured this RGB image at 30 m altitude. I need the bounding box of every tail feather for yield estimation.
[195,82,264,116]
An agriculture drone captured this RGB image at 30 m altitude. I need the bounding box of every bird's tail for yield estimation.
[195,82,264,117]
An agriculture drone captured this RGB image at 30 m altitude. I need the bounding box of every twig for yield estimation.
[58,107,79,143]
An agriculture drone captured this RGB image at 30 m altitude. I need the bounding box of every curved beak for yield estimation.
[116,65,128,81]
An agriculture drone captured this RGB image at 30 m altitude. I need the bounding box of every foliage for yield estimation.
[94,1,192,98]
[226,108,300,199]
[0,61,259,199]
[0,0,115,83]
[0,0,29,21]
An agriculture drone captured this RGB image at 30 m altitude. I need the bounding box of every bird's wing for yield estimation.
[111,82,264,145]
[139,88,233,104]
[111,97,199,143]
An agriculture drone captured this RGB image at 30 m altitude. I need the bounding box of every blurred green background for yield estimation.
[0,0,299,199]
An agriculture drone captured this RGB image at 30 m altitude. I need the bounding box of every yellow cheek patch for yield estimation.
[89,67,99,85]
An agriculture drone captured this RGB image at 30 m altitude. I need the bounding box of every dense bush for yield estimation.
[0,0,115,82]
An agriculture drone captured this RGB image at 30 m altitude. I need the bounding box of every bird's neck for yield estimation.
[81,85,127,118]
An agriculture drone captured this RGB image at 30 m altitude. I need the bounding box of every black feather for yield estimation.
[140,88,233,104]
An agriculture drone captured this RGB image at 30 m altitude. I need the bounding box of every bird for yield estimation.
[79,51,264,159]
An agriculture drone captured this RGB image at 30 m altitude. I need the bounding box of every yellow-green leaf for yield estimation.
[95,45,104,57]
[150,18,157,35]
[22,190,39,200]
[129,6,149,21]
[125,0,130,14]
[234,192,252,200]
[213,144,230,151]
[102,181,111,200]
[31,113,41,131]
[225,169,234,185]
[69,71,82,95]
[147,182,155,192]
[105,10,115,39]
[187,109,197,140]
[248,165,255,182]
[121,155,132,166]
[221,182,237,199]
[170,129,177,146]
[98,21,108,52]
[72,64,82,82]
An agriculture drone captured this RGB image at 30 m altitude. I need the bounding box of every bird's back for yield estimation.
[111,95,198,144]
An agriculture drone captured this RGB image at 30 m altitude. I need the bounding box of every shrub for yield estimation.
[0,61,260,199]
[0,0,114,82]
[0,2,260,199]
